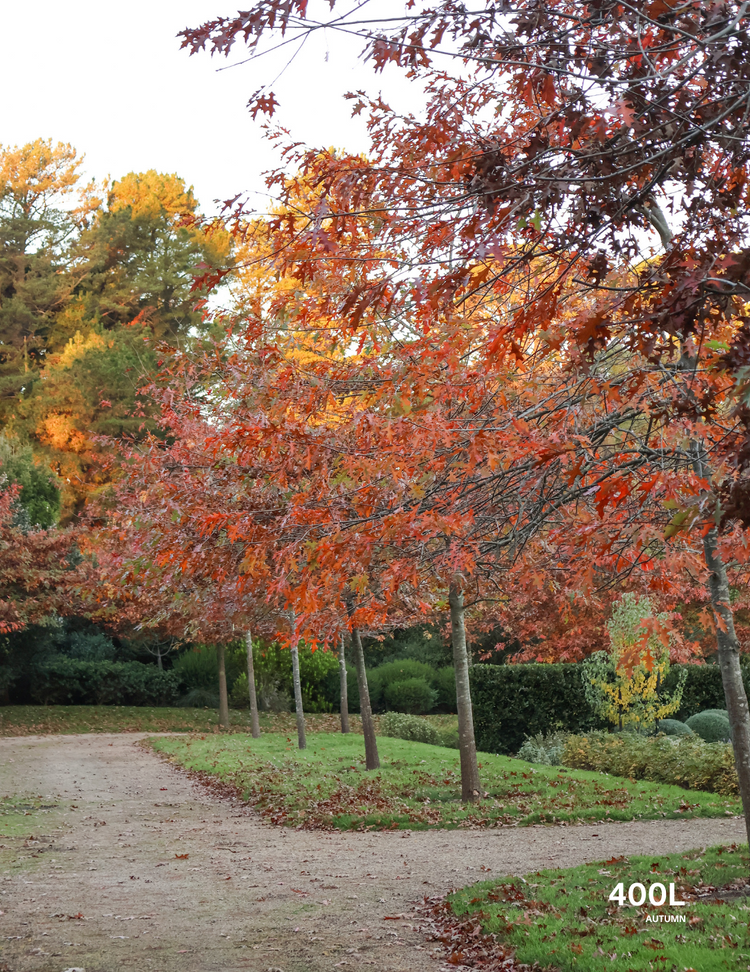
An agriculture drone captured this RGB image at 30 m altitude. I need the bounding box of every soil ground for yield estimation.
[0,734,745,972]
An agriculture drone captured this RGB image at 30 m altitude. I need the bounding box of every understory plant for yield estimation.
[517,732,568,766]
[562,731,738,796]
[582,594,686,732]
[379,711,441,745]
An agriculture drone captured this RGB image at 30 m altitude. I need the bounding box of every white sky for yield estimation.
[3,1,414,215]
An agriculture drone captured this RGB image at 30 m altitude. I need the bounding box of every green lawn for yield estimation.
[147,732,742,830]
[0,705,354,736]
[449,843,750,971]
[0,704,458,738]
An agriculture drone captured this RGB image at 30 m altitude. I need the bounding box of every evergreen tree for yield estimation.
[0,151,232,518]
[0,139,99,421]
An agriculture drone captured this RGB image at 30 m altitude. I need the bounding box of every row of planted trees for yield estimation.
[87,1,750,831]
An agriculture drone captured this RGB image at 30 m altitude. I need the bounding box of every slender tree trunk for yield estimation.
[346,599,379,769]
[351,627,380,769]
[288,614,306,749]
[702,526,750,847]
[691,444,750,847]
[217,642,230,729]
[157,648,163,671]
[339,636,350,734]
[245,629,261,738]
[449,582,482,802]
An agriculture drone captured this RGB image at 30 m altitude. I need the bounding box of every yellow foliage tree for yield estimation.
[582,594,687,731]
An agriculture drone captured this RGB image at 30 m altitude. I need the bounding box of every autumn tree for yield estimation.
[1,155,231,517]
[0,477,89,634]
[70,170,230,342]
[0,139,99,419]
[178,0,750,840]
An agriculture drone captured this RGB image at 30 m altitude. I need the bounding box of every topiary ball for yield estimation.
[657,719,694,737]
[685,711,732,743]
[384,677,437,714]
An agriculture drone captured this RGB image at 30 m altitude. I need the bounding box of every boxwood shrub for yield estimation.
[347,660,456,714]
[657,718,693,737]
[686,710,732,742]
[383,676,436,714]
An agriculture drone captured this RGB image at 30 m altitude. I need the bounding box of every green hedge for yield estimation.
[663,663,750,721]
[31,658,183,706]
[470,663,605,755]
[470,661,750,755]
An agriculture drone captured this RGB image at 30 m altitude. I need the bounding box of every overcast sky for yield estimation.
[3,1,412,214]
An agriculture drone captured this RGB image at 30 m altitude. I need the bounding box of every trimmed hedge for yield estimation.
[31,658,182,707]
[470,661,750,755]
[470,663,606,755]
[664,663,750,720]
[562,731,738,796]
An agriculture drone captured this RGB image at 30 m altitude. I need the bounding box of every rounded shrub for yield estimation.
[384,677,437,714]
[686,710,732,743]
[380,711,440,745]
[657,718,693,737]
[375,659,435,681]
[365,659,437,712]
[173,645,243,693]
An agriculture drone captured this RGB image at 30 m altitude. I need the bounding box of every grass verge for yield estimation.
[448,843,750,971]
[0,705,457,737]
[147,732,741,830]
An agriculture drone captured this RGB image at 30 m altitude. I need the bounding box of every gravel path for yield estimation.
[0,733,745,972]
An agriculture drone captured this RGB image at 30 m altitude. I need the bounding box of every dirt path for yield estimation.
[0,734,745,972]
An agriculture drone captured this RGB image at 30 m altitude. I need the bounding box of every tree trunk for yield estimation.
[157,648,163,671]
[702,526,750,847]
[289,619,307,749]
[245,629,261,739]
[351,626,380,769]
[346,599,379,768]
[449,582,482,802]
[217,642,230,729]
[339,636,350,734]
